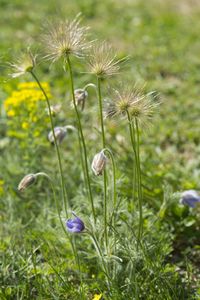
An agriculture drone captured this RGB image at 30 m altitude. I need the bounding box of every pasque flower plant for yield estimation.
[8,13,188,300]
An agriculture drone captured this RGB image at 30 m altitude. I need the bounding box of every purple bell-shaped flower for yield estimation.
[180,190,200,208]
[66,213,85,233]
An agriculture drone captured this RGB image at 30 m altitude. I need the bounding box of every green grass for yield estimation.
[1,0,200,299]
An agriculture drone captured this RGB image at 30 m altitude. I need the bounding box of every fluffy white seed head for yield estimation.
[42,15,91,62]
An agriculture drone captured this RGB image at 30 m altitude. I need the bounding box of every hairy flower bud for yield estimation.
[45,104,61,116]
[48,126,67,144]
[74,88,88,110]
[91,150,107,176]
[180,190,200,208]
[66,213,85,233]
[18,174,36,192]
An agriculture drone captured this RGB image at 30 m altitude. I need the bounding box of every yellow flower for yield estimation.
[7,110,16,117]
[92,294,102,300]
[22,122,29,129]
[0,180,4,195]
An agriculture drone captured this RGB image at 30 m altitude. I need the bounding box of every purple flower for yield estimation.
[180,190,200,208]
[66,213,85,233]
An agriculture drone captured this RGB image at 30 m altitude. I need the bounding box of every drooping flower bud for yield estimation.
[74,88,88,110]
[66,213,85,233]
[91,150,107,176]
[18,174,36,192]
[180,190,200,208]
[45,104,62,116]
[48,126,67,145]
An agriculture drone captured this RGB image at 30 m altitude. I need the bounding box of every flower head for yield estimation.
[88,41,124,78]
[92,294,102,300]
[42,15,90,62]
[74,88,88,110]
[106,84,159,127]
[180,190,200,208]
[9,49,36,78]
[18,174,36,191]
[45,104,62,116]
[91,150,107,176]
[66,213,85,233]
[48,126,67,145]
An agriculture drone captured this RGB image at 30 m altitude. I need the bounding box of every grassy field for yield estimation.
[1,0,200,299]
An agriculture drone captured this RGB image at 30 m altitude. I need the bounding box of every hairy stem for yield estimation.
[30,71,68,217]
[126,111,143,247]
[66,56,96,222]
[97,77,108,248]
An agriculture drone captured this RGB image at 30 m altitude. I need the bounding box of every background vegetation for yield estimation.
[1,0,200,299]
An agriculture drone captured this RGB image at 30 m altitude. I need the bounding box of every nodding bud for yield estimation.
[91,150,107,176]
[180,190,200,208]
[74,88,88,111]
[48,126,67,145]
[45,104,62,116]
[18,174,36,192]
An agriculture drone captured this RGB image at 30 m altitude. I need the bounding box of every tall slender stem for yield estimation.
[135,119,143,240]
[126,111,143,246]
[30,71,68,217]
[97,77,108,248]
[66,56,96,222]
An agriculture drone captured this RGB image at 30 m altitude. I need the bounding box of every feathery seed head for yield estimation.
[88,42,123,78]
[9,49,36,78]
[106,84,159,127]
[42,15,91,62]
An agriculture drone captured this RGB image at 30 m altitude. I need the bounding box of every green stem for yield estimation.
[66,56,96,222]
[135,119,143,241]
[103,148,116,218]
[45,176,84,297]
[30,71,68,217]
[71,236,85,299]
[97,77,108,248]
[103,148,117,281]
[88,231,112,289]
[126,111,143,246]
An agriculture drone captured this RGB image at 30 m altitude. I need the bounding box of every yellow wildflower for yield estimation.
[0,180,4,195]
[22,122,29,129]
[92,294,102,300]
[7,110,16,117]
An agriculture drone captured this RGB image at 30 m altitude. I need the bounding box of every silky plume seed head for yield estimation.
[106,85,159,128]
[9,49,37,78]
[91,150,107,176]
[18,174,36,192]
[88,41,125,78]
[42,15,91,62]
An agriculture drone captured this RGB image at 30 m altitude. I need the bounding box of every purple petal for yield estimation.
[66,216,85,233]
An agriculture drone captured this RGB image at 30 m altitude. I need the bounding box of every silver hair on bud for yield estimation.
[91,150,107,176]
[18,172,51,192]
[74,89,88,111]
[18,174,36,192]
